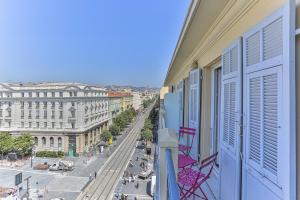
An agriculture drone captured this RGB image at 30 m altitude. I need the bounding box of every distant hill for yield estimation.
[105,85,159,92]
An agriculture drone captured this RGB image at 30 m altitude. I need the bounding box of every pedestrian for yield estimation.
[94,171,97,179]
[89,173,92,181]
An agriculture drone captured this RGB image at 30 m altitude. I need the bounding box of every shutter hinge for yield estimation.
[239,151,243,161]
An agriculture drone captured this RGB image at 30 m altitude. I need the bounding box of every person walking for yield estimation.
[94,171,97,179]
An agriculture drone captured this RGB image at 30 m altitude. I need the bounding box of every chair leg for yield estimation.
[199,186,208,200]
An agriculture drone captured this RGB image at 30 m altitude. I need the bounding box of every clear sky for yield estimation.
[0,0,190,87]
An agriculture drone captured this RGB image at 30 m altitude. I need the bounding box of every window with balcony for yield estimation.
[71,122,75,129]
[59,102,63,109]
[28,110,32,119]
[71,110,75,118]
[7,110,11,117]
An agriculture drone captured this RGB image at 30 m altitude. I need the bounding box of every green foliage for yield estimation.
[36,151,64,158]
[143,119,153,131]
[13,133,35,156]
[0,132,14,155]
[142,99,154,109]
[112,108,137,133]
[109,124,120,136]
[101,129,112,142]
[141,128,153,142]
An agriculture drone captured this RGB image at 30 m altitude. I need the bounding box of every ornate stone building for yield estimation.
[0,82,110,156]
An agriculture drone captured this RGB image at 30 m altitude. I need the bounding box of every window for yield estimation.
[0,110,2,117]
[71,123,75,129]
[59,92,63,97]
[52,122,55,129]
[7,110,11,117]
[59,111,63,119]
[44,110,47,119]
[29,92,32,97]
[59,102,63,109]
[21,110,24,119]
[43,101,47,109]
[36,122,39,128]
[74,92,77,97]
[21,122,24,128]
[52,110,55,119]
[69,92,73,97]
[60,122,63,129]
[29,122,32,128]
[34,137,38,145]
[44,122,47,128]
[8,121,11,128]
[42,137,46,148]
[58,137,62,151]
[36,110,39,119]
[28,110,32,119]
[51,102,55,109]
[52,92,55,97]
[21,92,24,97]
[36,92,39,97]
[28,102,32,108]
[71,110,75,118]
[71,102,75,107]
[36,102,39,109]
[44,92,47,97]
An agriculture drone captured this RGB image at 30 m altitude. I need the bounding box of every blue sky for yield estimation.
[0,0,190,87]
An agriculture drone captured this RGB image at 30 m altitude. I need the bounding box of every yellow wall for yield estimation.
[166,0,286,86]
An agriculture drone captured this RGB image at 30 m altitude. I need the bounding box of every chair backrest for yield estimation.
[179,127,196,137]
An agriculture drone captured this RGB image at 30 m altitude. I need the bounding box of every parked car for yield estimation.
[49,160,74,171]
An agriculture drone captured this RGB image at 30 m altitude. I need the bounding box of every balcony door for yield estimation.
[188,68,202,161]
[219,38,242,200]
[242,5,295,200]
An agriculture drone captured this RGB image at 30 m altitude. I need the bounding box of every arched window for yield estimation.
[50,137,54,149]
[58,137,62,151]
[42,137,46,148]
[34,137,38,146]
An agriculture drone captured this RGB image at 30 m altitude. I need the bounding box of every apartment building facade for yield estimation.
[158,0,300,199]
[0,82,109,156]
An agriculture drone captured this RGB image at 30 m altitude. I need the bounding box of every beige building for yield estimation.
[158,0,300,200]
[0,82,110,156]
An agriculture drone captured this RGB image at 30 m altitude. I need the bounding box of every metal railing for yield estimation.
[165,149,180,200]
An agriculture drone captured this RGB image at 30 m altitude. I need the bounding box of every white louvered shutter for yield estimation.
[178,80,184,127]
[188,68,201,160]
[219,38,242,200]
[242,5,294,200]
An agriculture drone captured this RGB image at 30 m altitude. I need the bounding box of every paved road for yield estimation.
[77,106,153,200]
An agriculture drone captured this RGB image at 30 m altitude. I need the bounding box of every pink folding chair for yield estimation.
[178,127,197,169]
[178,152,218,200]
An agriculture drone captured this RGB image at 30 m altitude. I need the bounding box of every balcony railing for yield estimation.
[156,105,179,200]
[166,149,180,200]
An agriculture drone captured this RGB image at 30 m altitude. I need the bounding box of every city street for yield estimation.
[77,106,153,200]
[0,109,150,200]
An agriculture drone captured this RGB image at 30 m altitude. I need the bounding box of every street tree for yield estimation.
[109,124,120,136]
[141,128,153,145]
[0,132,13,158]
[13,133,34,157]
